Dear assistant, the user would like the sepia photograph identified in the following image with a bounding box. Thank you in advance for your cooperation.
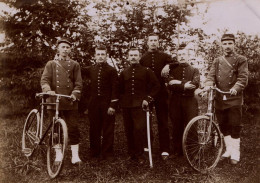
[0,0,259,182]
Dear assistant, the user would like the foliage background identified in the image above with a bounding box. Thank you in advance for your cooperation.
[0,0,259,120]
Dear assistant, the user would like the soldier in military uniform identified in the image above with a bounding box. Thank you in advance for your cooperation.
[205,33,248,164]
[41,38,83,164]
[167,46,200,157]
[84,46,119,160]
[119,48,160,164]
[139,34,173,159]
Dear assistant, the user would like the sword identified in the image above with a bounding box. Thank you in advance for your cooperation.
[146,109,153,168]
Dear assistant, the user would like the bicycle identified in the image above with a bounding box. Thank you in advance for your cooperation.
[22,93,72,178]
[182,87,230,173]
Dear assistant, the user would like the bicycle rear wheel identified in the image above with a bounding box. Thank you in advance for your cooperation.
[22,109,40,157]
[182,115,223,173]
[47,119,68,178]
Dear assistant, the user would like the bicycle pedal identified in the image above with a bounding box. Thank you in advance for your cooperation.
[22,148,32,156]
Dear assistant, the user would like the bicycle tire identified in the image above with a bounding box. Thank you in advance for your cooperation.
[22,109,40,157]
[47,119,68,178]
[182,115,223,173]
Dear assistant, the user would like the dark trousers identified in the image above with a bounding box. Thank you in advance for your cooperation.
[122,107,146,158]
[48,110,80,145]
[169,95,198,155]
[88,100,115,158]
[216,106,242,138]
[154,97,170,153]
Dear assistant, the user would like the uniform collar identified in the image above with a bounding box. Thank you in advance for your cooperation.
[224,51,236,57]
[130,63,141,68]
[179,62,189,67]
[96,62,107,67]
[148,49,159,54]
[54,54,70,61]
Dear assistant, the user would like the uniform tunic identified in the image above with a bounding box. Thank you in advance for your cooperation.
[205,53,248,138]
[140,50,173,153]
[168,63,200,155]
[205,53,248,110]
[41,55,83,145]
[41,56,82,110]
[84,62,119,158]
[119,64,160,158]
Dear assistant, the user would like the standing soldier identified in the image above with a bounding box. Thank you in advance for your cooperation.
[84,46,119,161]
[167,46,200,157]
[205,33,248,164]
[140,34,173,159]
[119,48,160,164]
[41,37,82,165]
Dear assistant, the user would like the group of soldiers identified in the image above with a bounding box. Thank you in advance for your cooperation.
[41,33,248,166]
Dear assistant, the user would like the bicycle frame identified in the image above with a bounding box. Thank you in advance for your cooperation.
[203,88,215,142]
[203,87,230,143]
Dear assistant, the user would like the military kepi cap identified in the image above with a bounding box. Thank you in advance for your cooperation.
[221,34,235,42]
[57,37,72,46]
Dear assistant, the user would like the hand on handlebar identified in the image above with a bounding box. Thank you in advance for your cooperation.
[47,91,56,95]
[70,94,77,101]
[229,88,237,96]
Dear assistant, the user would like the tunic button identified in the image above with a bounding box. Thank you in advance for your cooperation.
[67,70,69,72]
[57,81,59,83]
[68,65,70,66]
[229,76,232,77]
[57,86,60,88]
[56,70,58,72]
[218,76,221,77]
[67,85,69,88]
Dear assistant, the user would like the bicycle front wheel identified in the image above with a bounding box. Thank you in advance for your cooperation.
[47,119,68,178]
[182,115,223,173]
[22,109,40,157]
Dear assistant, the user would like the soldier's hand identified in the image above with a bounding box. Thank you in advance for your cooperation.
[184,81,196,90]
[161,64,170,77]
[107,107,115,115]
[142,100,149,110]
[47,90,56,95]
[70,94,77,101]
[230,88,237,95]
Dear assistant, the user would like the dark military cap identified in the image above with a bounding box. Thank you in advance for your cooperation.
[177,43,187,50]
[221,34,235,42]
[57,37,73,46]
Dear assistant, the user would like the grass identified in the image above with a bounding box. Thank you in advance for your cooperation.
[0,105,259,183]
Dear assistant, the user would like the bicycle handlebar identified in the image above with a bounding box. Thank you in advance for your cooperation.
[36,93,72,99]
[213,87,230,94]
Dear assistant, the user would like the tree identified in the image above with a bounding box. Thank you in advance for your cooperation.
[0,0,94,115]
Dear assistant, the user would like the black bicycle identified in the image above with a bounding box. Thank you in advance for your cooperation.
[22,93,72,178]
[182,87,230,173]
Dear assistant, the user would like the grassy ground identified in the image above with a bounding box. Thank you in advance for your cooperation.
[0,109,259,183]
